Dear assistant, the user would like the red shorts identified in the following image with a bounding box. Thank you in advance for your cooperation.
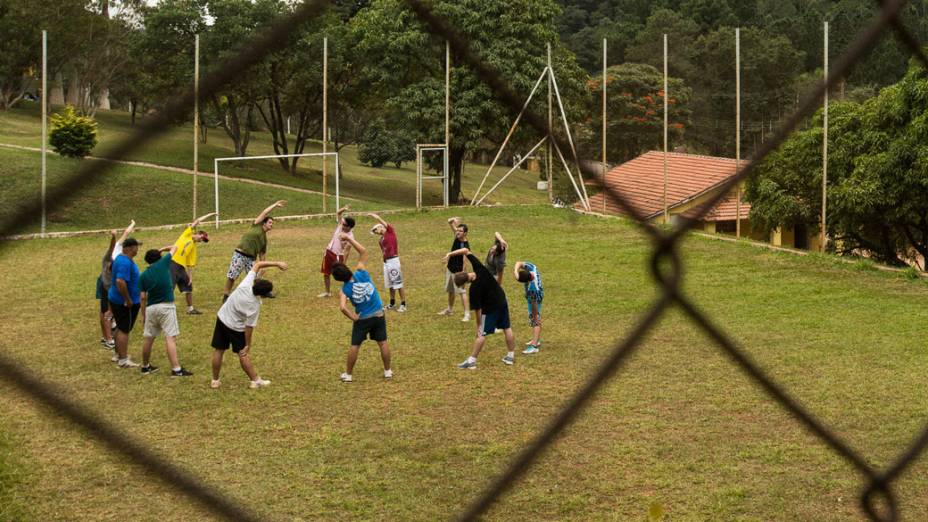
[320,249,345,275]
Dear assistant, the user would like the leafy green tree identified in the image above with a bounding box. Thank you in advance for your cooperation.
[0,0,39,110]
[358,120,393,168]
[49,105,98,158]
[352,0,587,203]
[587,63,691,163]
[625,9,700,80]
[747,62,928,267]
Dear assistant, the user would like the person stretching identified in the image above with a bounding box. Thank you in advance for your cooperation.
[319,205,355,298]
[108,237,143,368]
[223,200,285,301]
[139,246,193,376]
[514,261,543,354]
[369,213,406,312]
[169,212,214,315]
[453,250,517,369]
[437,217,470,321]
[332,234,393,383]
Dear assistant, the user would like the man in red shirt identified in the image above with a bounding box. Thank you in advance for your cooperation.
[369,213,406,312]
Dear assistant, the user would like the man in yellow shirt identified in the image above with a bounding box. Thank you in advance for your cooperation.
[170,212,215,315]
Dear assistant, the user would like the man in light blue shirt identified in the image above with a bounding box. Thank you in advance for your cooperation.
[332,233,393,383]
[515,261,543,354]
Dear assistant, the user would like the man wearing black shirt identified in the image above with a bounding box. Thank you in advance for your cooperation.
[437,217,471,322]
[452,251,516,369]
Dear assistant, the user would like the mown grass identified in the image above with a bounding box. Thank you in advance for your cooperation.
[0,431,27,522]
[2,206,928,520]
[0,103,549,212]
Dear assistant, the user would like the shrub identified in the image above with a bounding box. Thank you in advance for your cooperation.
[49,106,98,158]
[358,121,393,168]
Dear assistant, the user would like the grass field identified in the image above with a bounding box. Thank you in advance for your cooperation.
[0,103,549,221]
[3,206,928,520]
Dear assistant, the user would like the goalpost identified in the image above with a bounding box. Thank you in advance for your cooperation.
[416,144,449,209]
[212,152,340,228]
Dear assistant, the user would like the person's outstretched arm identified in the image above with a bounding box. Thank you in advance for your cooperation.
[443,247,470,263]
[494,231,508,250]
[336,204,350,223]
[117,220,135,244]
[512,261,524,280]
[254,200,286,225]
[369,213,389,228]
[447,216,460,232]
[104,230,117,259]
[341,234,367,270]
[190,212,216,228]
[251,260,289,273]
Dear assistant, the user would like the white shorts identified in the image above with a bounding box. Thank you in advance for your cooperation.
[143,303,180,338]
[445,269,465,294]
[383,257,404,289]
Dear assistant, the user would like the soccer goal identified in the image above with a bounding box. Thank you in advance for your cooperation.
[416,144,449,208]
[212,152,340,228]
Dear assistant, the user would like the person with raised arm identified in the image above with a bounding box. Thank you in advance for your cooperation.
[108,234,143,368]
[95,220,133,350]
[453,249,517,369]
[222,200,285,302]
[437,216,470,321]
[331,234,393,383]
[485,231,509,285]
[168,212,214,315]
[139,244,193,377]
[318,205,355,298]
[210,260,288,389]
[369,213,406,312]
[513,261,543,354]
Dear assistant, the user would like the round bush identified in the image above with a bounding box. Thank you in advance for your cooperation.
[49,106,98,158]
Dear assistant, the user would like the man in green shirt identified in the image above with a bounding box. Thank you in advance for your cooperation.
[139,246,192,377]
[223,200,286,301]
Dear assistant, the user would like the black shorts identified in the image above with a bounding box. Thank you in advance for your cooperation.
[111,303,140,333]
[99,294,110,314]
[351,315,388,346]
[170,261,193,293]
[211,318,247,353]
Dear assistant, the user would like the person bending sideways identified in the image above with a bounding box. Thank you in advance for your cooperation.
[168,212,215,315]
[485,232,509,285]
[108,237,143,368]
[319,205,355,298]
[211,260,288,389]
[437,216,470,321]
[369,213,406,312]
[514,261,543,354]
[332,234,393,383]
[96,220,135,350]
[454,251,517,369]
[223,200,285,302]
[139,246,193,377]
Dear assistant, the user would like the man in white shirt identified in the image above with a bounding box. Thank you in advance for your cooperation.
[210,260,288,389]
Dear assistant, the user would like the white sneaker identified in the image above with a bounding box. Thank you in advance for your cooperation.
[110,353,119,362]
[249,378,271,389]
[210,379,221,389]
[118,358,140,368]
[384,304,395,311]
[384,369,393,379]
[437,308,452,316]
[397,305,407,313]
[340,373,353,383]
[103,339,116,350]
[462,314,471,322]
[317,291,331,298]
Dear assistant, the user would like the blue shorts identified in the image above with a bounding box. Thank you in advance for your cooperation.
[526,298,542,327]
[478,304,511,337]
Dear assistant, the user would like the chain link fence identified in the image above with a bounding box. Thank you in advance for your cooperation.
[1,0,927,520]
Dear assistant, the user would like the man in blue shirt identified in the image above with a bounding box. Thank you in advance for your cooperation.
[331,233,393,383]
[514,261,543,354]
[107,237,142,368]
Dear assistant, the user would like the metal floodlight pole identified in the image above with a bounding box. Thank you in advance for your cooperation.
[736,28,741,239]
[822,21,829,253]
[41,30,47,237]
[193,34,200,221]
[322,36,328,213]
[602,37,607,215]
[662,33,669,225]
[547,43,553,203]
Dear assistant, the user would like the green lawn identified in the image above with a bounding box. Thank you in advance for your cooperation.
[2,206,928,520]
[0,103,550,211]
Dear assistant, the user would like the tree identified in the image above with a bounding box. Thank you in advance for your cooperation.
[358,120,393,168]
[352,0,587,203]
[0,0,39,110]
[625,9,700,80]
[586,63,691,163]
[747,62,928,267]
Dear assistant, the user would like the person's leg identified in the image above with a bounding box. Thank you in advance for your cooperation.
[164,336,181,369]
[223,277,235,298]
[115,330,129,359]
[141,336,155,366]
[504,328,516,352]
[238,352,258,381]
[185,292,194,309]
[377,341,391,371]
[389,288,396,305]
[211,350,224,380]
[399,287,406,303]
[345,345,360,375]
[469,334,488,359]
[460,291,470,320]
[100,310,113,342]
[447,291,455,310]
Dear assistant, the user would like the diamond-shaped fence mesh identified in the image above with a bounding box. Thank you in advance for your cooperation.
[1,0,927,520]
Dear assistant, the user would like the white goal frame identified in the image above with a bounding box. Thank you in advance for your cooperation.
[213,152,340,228]
[416,144,449,209]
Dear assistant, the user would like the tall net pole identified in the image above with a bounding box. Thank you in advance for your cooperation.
[547,43,553,203]
[322,36,328,213]
[41,30,47,237]
[445,40,450,207]
[735,28,741,239]
[193,34,199,220]
[821,21,829,253]
[602,37,607,215]
[662,34,669,225]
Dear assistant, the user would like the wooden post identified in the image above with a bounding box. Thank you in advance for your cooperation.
[193,34,199,220]
[445,40,450,207]
[41,30,47,236]
[547,43,553,203]
[322,36,328,213]
[662,34,669,225]
[821,21,829,252]
[602,37,607,215]
[735,28,741,239]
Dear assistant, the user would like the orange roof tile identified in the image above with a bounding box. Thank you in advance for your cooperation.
[585,151,748,221]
